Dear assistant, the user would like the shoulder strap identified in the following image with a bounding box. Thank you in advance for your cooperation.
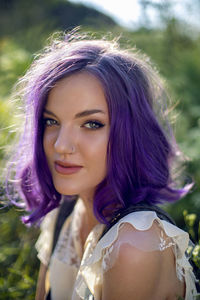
[45,198,77,300]
[51,197,77,254]
[101,202,176,239]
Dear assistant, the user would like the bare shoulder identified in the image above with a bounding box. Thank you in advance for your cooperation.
[101,222,185,300]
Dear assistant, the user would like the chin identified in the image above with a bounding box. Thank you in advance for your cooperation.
[51,176,78,195]
[54,186,79,196]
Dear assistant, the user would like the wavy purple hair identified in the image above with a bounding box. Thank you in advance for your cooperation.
[8,33,189,225]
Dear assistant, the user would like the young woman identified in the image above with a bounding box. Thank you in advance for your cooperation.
[8,32,198,299]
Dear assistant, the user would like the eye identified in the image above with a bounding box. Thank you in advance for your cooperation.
[43,118,58,127]
[82,120,105,130]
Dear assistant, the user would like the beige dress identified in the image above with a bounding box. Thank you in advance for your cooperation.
[36,199,198,300]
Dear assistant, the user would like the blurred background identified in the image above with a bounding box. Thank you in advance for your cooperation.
[0,0,199,298]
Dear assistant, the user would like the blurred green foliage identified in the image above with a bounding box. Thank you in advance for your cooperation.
[184,210,200,276]
[0,207,39,299]
[0,0,199,298]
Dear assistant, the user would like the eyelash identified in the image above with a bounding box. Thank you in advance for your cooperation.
[43,118,105,130]
[43,118,58,127]
[82,120,105,130]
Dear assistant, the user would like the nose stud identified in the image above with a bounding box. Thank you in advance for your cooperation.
[54,132,76,154]
[59,145,75,160]
[69,145,75,154]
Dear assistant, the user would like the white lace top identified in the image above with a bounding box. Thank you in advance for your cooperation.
[36,199,198,300]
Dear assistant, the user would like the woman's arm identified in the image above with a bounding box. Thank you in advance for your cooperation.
[101,224,185,300]
[35,263,48,300]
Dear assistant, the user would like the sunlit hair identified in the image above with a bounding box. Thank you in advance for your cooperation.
[7,31,190,224]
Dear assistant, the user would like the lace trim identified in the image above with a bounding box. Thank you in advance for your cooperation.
[75,211,198,300]
[53,219,81,268]
[86,211,189,266]
[159,229,175,251]
[73,223,104,300]
[101,222,177,273]
[37,207,198,300]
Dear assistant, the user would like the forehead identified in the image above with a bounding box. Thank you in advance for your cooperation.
[46,72,108,113]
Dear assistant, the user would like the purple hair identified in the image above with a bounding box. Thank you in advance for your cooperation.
[8,33,190,225]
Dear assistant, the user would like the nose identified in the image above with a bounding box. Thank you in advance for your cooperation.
[54,126,76,155]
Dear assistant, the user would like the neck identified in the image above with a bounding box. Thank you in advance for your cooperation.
[79,191,99,233]
[77,195,100,253]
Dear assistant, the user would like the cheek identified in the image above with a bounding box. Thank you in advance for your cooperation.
[43,131,55,159]
[82,132,108,169]
[43,133,49,158]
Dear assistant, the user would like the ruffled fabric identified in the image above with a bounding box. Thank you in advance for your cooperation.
[36,203,199,300]
[75,211,198,300]
[73,223,105,300]
[35,207,59,266]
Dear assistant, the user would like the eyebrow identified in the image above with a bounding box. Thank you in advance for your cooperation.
[43,108,105,119]
[75,109,105,118]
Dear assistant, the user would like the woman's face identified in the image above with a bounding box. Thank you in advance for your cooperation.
[43,72,110,200]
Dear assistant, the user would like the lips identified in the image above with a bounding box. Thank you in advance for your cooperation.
[54,160,83,175]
